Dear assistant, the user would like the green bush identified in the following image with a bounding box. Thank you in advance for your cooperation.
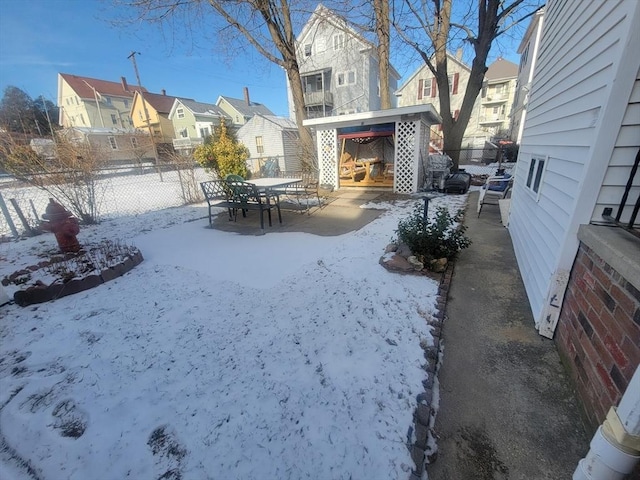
[396,203,471,263]
[194,119,249,179]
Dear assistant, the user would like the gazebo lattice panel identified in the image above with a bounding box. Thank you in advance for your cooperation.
[318,129,337,187]
[418,121,430,190]
[395,121,417,193]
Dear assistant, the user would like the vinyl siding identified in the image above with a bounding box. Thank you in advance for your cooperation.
[509,0,640,326]
[237,116,300,171]
[593,73,640,224]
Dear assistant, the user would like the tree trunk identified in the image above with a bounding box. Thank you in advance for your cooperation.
[286,66,315,171]
[373,0,391,109]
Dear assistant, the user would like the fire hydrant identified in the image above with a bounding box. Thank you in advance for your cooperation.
[40,199,81,253]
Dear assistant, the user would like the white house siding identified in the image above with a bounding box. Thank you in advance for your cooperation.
[509,0,640,331]
[237,115,300,172]
[594,72,640,225]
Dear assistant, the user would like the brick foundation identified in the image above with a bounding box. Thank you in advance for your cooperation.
[556,240,640,430]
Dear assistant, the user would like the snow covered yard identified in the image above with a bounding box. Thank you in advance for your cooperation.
[0,193,467,480]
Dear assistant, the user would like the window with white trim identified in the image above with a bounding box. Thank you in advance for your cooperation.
[108,136,118,150]
[111,114,118,125]
[131,137,138,148]
[256,136,264,154]
[337,70,356,87]
[333,33,345,50]
[177,108,185,119]
[526,155,547,195]
[104,97,112,106]
[180,128,188,138]
[304,44,312,57]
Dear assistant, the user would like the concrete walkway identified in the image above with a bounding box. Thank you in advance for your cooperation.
[427,192,589,480]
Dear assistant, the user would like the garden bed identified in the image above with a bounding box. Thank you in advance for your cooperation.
[2,241,143,307]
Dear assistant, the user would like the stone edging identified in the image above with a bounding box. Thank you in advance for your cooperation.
[12,250,144,307]
[408,257,454,479]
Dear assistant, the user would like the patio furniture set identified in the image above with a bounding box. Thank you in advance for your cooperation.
[200,172,320,231]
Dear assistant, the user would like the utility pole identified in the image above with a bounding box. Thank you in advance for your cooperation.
[128,51,161,180]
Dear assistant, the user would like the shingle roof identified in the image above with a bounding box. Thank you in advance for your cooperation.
[140,92,194,114]
[180,99,228,118]
[260,115,297,129]
[59,73,146,99]
[485,58,519,81]
[219,96,274,118]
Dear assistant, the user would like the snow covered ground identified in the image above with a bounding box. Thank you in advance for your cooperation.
[0,192,467,480]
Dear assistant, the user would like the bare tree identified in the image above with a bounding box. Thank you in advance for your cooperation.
[1,131,108,223]
[115,0,316,170]
[394,0,542,169]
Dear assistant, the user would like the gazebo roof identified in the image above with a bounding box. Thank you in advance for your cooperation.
[302,104,441,130]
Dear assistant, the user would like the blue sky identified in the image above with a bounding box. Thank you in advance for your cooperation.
[0,0,523,119]
[0,0,291,115]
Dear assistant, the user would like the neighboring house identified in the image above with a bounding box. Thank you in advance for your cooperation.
[168,99,230,152]
[509,7,545,144]
[236,114,301,173]
[131,90,194,144]
[63,127,153,164]
[57,73,145,130]
[216,89,274,127]
[509,0,639,429]
[396,56,518,148]
[288,4,400,121]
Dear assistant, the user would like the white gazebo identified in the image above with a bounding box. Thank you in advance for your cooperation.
[303,105,441,193]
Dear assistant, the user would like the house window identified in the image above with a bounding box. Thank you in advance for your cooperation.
[337,71,356,87]
[131,137,138,148]
[177,108,185,119]
[526,155,547,195]
[333,33,345,50]
[316,74,323,90]
[139,111,144,121]
[111,114,118,125]
[495,84,504,94]
[108,136,118,150]
[422,79,431,97]
[304,44,312,57]
[123,99,129,108]
[180,128,188,138]
[104,97,112,106]
[256,136,264,154]
[200,127,210,138]
[79,114,85,125]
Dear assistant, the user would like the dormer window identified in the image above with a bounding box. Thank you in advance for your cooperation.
[177,108,185,119]
[333,33,345,50]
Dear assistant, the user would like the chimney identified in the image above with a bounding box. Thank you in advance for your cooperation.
[161,89,166,96]
[243,86,250,106]
[121,77,129,92]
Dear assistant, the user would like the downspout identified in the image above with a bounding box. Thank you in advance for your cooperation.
[574,365,640,479]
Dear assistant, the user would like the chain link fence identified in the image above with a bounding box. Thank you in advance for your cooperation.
[0,163,213,239]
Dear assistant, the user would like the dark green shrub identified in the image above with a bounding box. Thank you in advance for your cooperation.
[396,204,471,262]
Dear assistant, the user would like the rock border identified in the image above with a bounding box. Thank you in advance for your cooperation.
[407,257,454,479]
[12,250,144,307]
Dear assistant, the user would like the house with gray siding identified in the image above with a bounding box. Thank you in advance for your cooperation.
[508,0,639,431]
[288,4,400,121]
[237,114,300,174]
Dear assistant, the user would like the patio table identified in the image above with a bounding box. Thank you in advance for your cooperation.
[248,177,302,191]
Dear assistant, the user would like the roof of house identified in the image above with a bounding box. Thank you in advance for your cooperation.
[176,99,229,118]
[135,91,194,114]
[59,73,146,99]
[218,96,274,118]
[485,58,519,81]
[261,115,298,130]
